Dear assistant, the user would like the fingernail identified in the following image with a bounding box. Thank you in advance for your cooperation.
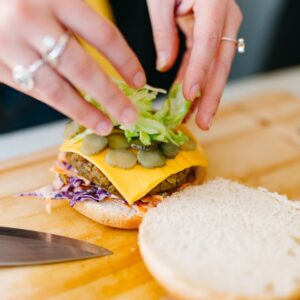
[156,51,169,71]
[96,121,112,136]
[189,84,200,101]
[120,108,137,125]
[176,2,189,15]
[206,116,213,129]
[133,71,146,88]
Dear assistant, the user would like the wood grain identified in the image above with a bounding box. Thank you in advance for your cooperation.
[1,91,300,299]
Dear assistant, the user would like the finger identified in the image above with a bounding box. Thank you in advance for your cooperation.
[183,97,199,123]
[177,15,195,50]
[0,61,17,87]
[183,0,229,101]
[58,38,138,126]
[26,19,138,126]
[195,1,243,130]
[0,42,113,135]
[176,15,195,83]
[176,0,194,16]
[176,50,199,124]
[53,0,146,88]
[146,0,179,71]
[175,50,195,123]
[175,50,191,83]
[0,60,42,100]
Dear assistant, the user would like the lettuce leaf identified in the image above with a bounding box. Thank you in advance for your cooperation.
[154,83,191,127]
[72,81,191,146]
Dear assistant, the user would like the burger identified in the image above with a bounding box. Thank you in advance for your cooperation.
[22,82,207,229]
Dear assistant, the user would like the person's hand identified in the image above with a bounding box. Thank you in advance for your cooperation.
[146,0,243,129]
[0,0,146,135]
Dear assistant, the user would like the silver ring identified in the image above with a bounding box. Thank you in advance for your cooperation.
[12,59,45,90]
[221,37,245,53]
[42,32,70,67]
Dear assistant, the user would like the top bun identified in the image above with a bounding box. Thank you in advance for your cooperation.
[139,178,300,300]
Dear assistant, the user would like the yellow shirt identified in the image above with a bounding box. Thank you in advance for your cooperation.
[80,0,121,79]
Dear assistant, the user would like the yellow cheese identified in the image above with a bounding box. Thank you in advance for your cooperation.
[60,128,207,204]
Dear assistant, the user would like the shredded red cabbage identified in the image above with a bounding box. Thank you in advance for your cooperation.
[58,176,110,206]
[19,159,115,206]
[60,161,73,171]
[19,176,111,206]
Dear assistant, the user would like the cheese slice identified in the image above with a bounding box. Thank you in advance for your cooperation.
[60,128,207,204]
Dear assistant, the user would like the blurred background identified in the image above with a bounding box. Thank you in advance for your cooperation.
[0,0,299,134]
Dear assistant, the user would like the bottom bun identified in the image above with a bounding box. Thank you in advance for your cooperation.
[73,198,144,229]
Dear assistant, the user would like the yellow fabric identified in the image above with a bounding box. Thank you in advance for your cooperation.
[86,0,113,22]
[79,0,121,79]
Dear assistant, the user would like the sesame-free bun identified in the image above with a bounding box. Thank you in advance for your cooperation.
[139,179,300,299]
[73,198,144,229]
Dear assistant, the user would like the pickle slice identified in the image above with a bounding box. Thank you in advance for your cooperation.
[105,149,137,169]
[81,134,108,155]
[180,137,196,151]
[111,127,124,135]
[160,143,179,158]
[63,120,84,140]
[137,150,166,168]
[130,138,157,151]
[108,134,130,149]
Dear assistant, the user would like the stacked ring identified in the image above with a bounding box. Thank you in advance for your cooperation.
[42,32,70,66]
[12,32,70,91]
[12,59,45,91]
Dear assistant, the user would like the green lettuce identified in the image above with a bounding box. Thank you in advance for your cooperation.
[71,81,191,146]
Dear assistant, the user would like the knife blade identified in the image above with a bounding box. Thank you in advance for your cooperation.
[0,226,112,266]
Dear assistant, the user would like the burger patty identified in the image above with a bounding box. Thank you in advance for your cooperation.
[66,152,196,197]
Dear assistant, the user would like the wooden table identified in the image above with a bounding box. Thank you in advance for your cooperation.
[1,91,300,299]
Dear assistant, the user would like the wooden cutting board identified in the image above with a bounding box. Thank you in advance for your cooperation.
[1,91,300,300]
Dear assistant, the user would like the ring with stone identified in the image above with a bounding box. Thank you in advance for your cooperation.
[221,37,245,53]
[12,59,45,91]
[42,32,70,67]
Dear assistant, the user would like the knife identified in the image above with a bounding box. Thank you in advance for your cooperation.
[0,226,112,266]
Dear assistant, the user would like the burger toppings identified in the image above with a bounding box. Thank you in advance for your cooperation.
[65,153,121,196]
[63,82,196,169]
[63,120,84,140]
[159,143,179,158]
[19,158,196,212]
[137,150,166,168]
[56,176,110,207]
[107,134,130,149]
[105,149,137,169]
[64,123,197,169]
[18,161,110,205]
[130,138,157,151]
[66,152,197,197]
[81,134,108,155]
[180,137,197,151]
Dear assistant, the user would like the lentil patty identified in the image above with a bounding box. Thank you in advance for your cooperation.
[66,152,196,197]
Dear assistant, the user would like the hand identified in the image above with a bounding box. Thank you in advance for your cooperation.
[0,0,146,135]
[146,0,243,129]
